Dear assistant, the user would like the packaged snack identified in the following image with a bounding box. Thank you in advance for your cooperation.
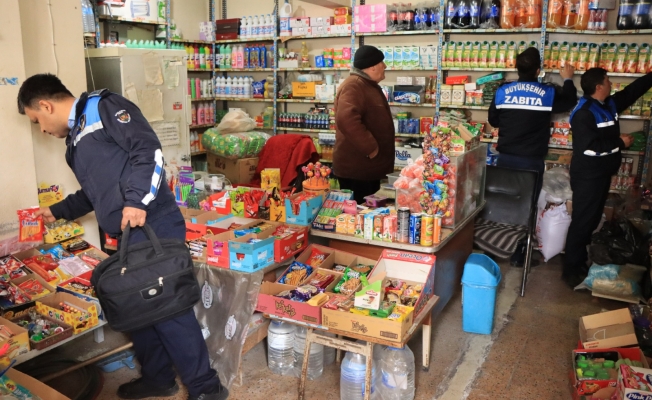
[306,272,335,291]
[60,280,94,296]
[323,294,351,310]
[306,292,329,306]
[333,264,348,273]
[43,219,85,243]
[80,253,103,268]
[40,244,73,261]
[305,248,328,267]
[17,208,44,242]
[61,238,90,253]
[57,257,93,277]
[334,267,364,296]
[386,279,406,296]
[369,301,395,318]
[278,261,313,285]
[387,305,414,322]
[350,264,372,276]
[17,278,50,300]
[292,285,319,302]
[350,307,370,316]
[0,257,25,275]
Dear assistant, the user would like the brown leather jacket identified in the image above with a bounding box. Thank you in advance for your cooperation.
[333,69,395,181]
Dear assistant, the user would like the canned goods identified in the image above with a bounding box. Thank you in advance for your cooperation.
[397,207,410,243]
[420,214,434,246]
[433,215,442,244]
[409,213,422,244]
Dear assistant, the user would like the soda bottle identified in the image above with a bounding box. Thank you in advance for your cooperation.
[548,0,563,27]
[446,0,459,28]
[514,0,527,26]
[575,0,590,29]
[404,3,416,30]
[599,8,608,29]
[389,3,399,30]
[617,0,635,29]
[526,0,541,27]
[457,0,471,27]
[469,0,481,27]
[561,0,577,27]
[633,0,651,29]
[501,0,516,27]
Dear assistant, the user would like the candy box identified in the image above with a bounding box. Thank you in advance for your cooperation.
[0,317,29,358]
[3,368,69,399]
[615,364,652,400]
[43,220,84,244]
[285,194,323,226]
[228,232,275,273]
[205,231,236,269]
[268,222,309,263]
[11,313,73,351]
[36,292,99,334]
[184,211,231,240]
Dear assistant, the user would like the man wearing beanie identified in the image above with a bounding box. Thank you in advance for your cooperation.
[334,45,395,204]
[488,47,577,266]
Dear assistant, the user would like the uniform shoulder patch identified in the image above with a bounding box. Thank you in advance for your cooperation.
[115,110,131,123]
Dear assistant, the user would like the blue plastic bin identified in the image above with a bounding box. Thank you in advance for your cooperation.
[461,254,502,335]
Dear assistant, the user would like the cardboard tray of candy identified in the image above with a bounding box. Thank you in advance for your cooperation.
[12,313,73,350]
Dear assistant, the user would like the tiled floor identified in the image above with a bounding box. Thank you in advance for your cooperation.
[30,251,623,399]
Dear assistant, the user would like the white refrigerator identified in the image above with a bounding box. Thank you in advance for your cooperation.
[85,47,191,167]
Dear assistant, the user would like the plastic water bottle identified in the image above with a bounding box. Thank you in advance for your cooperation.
[377,346,416,400]
[267,321,296,376]
[81,0,95,33]
[341,350,379,400]
[293,327,324,380]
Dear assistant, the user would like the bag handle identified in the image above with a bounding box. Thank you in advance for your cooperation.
[119,223,166,268]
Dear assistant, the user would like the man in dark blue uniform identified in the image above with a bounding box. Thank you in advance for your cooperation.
[563,68,652,288]
[489,47,577,266]
[17,74,228,400]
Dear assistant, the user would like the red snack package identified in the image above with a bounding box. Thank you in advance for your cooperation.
[17,207,44,242]
[80,253,102,268]
[306,248,328,267]
[23,254,59,271]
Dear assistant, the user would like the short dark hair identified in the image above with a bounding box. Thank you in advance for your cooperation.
[581,68,608,96]
[17,73,73,115]
[516,47,541,80]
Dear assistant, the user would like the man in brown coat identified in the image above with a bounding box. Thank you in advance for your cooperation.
[334,45,395,204]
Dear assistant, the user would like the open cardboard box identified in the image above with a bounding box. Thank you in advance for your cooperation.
[184,211,231,240]
[322,249,436,342]
[0,316,29,359]
[36,292,100,334]
[13,274,57,302]
[264,221,309,263]
[206,231,236,269]
[56,272,103,320]
[569,346,649,400]
[257,269,343,325]
[179,206,206,222]
[579,308,637,349]
[229,232,276,273]
[4,368,70,399]
[285,194,323,226]
[207,192,232,215]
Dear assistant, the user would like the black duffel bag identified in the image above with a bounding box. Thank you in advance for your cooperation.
[91,224,200,332]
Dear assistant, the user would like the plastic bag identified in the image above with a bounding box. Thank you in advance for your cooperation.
[542,167,573,202]
[216,110,256,134]
[396,187,424,213]
[202,130,270,159]
[576,263,645,299]
[589,218,650,266]
[536,203,572,261]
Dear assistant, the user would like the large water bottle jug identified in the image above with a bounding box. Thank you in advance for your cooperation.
[293,327,324,380]
[377,345,416,400]
[81,0,95,33]
[267,321,295,376]
[340,350,379,400]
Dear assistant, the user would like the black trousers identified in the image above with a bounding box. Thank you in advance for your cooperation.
[338,178,381,204]
[563,174,611,277]
[126,211,221,397]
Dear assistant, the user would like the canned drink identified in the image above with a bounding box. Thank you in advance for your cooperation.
[409,213,422,244]
[433,215,442,244]
[397,207,410,243]
[420,214,434,246]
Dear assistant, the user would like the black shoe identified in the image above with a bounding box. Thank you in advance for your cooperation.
[188,386,230,400]
[562,273,585,289]
[117,378,179,399]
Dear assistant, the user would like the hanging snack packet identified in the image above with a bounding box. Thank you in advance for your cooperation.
[305,248,328,267]
[17,208,44,243]
[278,261,313,285]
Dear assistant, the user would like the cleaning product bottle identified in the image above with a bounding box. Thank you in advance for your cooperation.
[191,103,197,125]
[264,14,272,37]
[224,44,231,68]
[245,46,251,68]
[225,77,233,97]
[205,45,212,70]
[240,16,248,38]
[231,45,238,68]
[199,46,206,70]
[280,0,292,36]
[261,45,268,68]
[252,15,259,37]
[197,103,205,125]
[246,15,253,37]
[236,45,244,68]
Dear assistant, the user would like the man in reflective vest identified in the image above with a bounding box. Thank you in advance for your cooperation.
[489,47,577,266]
[563,68,652,288]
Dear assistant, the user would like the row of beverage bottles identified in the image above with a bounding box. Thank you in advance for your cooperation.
[184,44,272,70]
[391,0,652,31]
[188,77,262,99]
[239,14,276,39]
[277,113,334,130]
[190,102,216,126]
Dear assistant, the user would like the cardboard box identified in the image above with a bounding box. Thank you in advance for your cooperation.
[270,202,286,222]
[207,153,259,185]
[12,313,73,350]
[310,16,334,26]
[292,82,321,98]
[567,200,614,221]
[289,17,311,28]
[285,194,324,226]
[315,84,335,101]
[615,364,652,400]
[322,249,436,342]
[257,282,325,324]
[199,21,215,41]
[569,346,649,400]
[445,75,470,85]
[0,316,29,358]
[4,368,70,400]
[207,192,232,215]
[272,224,309,263]
[579,308,637,349]
[205,231,235,269]
[328,24,352,35]
[229,233,275,273]
[56,271,104,320]
[36,292,100,334]
[184,211,231,240]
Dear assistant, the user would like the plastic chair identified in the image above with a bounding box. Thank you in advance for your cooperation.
[474,166,539,296]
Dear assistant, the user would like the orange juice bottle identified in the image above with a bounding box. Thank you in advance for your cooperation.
[501,0,516,28]
[561,0,577,27]
[526,0,542,27]
[547,0,563,27]
[514,0,528,26]
[574,0,590,30]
